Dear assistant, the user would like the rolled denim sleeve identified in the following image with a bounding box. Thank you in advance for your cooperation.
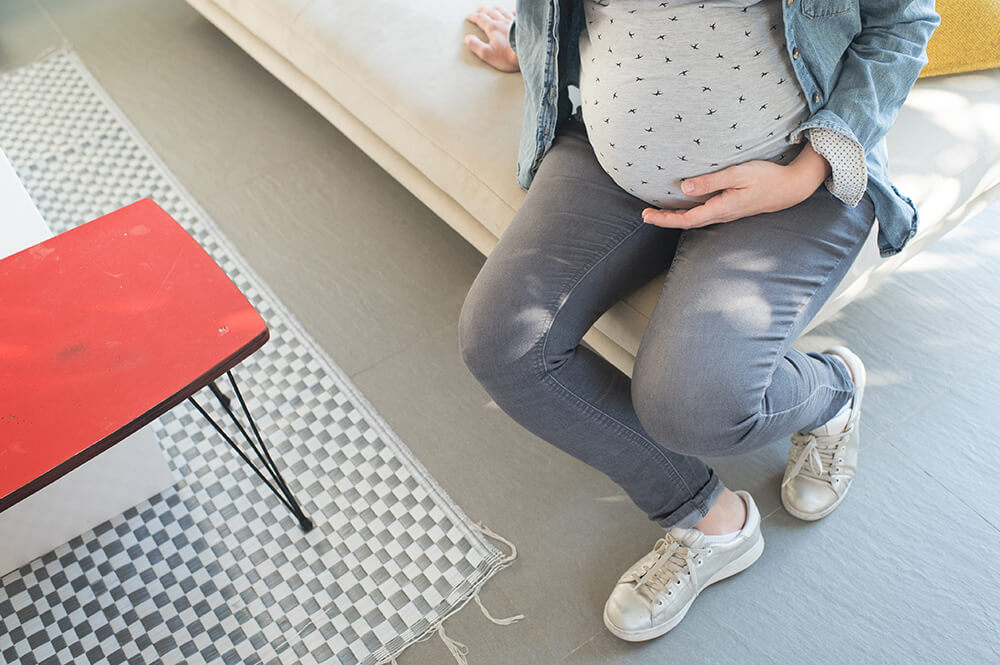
[808,127,867,207]
[790,1,941,155]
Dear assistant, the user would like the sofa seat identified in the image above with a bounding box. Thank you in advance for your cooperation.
[186,0,1000,375]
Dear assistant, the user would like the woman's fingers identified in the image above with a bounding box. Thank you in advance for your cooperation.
[464,10,496,51]
[468,6,506,23]
[465,9,503,35]
[471,6,515,24]
[481,6,507,20]
[643,190,743,228]
[464,33,489,58]
[465,11,488,29]
[465,5,519,72]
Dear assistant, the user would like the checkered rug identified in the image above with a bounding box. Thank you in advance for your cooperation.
[0,50,519,665]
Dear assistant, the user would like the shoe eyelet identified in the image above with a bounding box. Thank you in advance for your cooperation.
[697,560,703,565]
[834,479,840,483]
[838,458,843,463]
[675,580,682,585]
[656,599,664,606]
[667,591,673,597]
[708,548,713,554]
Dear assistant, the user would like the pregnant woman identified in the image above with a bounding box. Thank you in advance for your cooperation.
[461,0,938,642]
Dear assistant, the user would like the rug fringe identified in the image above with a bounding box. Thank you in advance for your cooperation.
[473,593,525,626]
[377,522,524,664]
[438,623,470,665]
[469,520,519,567]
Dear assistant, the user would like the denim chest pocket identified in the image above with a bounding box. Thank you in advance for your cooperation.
[800,0,853,18]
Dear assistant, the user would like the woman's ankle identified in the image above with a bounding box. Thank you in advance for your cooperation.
[693,487,747,535]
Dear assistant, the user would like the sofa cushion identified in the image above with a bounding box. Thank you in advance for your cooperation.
[206,0,527,241]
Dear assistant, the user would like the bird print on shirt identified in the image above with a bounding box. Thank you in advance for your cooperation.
[577,0,861,207]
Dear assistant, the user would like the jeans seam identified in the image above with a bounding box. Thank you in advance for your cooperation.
[755,213,868,426]
[536,221,696,499]
[539,368,696,501]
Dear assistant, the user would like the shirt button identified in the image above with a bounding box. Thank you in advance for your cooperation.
[792,47,800,59]
[812,91,821,103]
[786,0,793,5]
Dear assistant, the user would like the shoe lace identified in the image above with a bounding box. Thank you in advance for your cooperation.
[623,533,707,597]
[781,425,853,488]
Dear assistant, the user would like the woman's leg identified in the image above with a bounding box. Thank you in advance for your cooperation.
[458,115,725,530]
[630,182,877,459]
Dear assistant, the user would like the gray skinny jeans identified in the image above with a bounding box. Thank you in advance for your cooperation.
[458,114,876,530]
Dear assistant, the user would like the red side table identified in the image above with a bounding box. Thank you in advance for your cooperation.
[0,198,313,531]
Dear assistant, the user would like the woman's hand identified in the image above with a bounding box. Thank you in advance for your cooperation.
[641,141,833,229]
[465,5,520,73]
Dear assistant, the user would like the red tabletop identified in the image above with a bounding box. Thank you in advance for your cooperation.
[0,198,268,511]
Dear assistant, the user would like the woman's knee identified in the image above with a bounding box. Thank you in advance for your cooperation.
[631,355,760,457]
[458,286,502,380]
[458,272,546,389]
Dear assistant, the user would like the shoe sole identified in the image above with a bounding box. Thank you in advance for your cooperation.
[781,345,865,522]
[602,534,765,642]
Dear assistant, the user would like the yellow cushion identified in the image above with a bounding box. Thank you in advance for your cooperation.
[918,0,1000,78]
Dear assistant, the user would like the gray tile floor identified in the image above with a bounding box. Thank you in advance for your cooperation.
[4,1,999,663]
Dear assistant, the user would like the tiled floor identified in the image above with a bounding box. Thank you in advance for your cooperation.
[3,1,999,663]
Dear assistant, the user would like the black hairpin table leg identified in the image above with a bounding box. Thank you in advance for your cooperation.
[188,370,314,532]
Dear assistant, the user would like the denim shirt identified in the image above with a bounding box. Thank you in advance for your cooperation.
[508,0,941,258]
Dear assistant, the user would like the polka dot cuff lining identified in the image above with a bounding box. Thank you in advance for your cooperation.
[808,126,868,207]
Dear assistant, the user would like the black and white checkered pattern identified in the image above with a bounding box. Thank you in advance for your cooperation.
[0,50,512,665]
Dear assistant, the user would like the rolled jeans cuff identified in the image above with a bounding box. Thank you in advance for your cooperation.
[655,468,727,530]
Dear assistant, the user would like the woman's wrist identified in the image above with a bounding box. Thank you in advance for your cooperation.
[786,139,832,191]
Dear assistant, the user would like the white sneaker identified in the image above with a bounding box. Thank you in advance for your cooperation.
[602,490,764,641]
[781,345,866,521]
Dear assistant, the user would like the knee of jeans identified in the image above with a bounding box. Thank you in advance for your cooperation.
[458,287,545,389]
[631,363,757,457]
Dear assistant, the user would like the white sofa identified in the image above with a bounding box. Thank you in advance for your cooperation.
[185,0,1000,376]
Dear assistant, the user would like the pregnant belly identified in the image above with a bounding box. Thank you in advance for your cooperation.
[579,92,810,210]
[576,1,812,209]
[579,2,809,208]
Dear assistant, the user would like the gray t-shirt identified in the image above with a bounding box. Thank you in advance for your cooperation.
[578,0,811,209]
